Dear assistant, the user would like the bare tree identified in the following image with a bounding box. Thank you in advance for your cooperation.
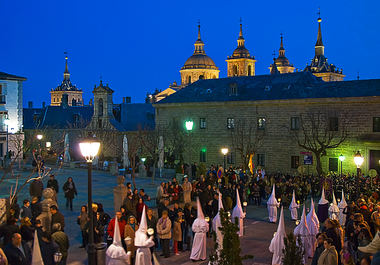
[290,111,348,176]
[230,119,264,170]
[138,126,161,183]
[164,118,186,166]
[127,133,142,188]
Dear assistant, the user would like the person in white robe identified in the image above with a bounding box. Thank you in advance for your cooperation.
[317,187,329,223]
[106,215,131,265]
[190,197,209,261]
[294,205,313,262]
[328,192,340,221]
[289,190,299,221]
[135,206,155,265]
[231,189,245,237]
[212,192,224,251]
[32,230,44,265]
[306,198,319,257]
[269,206,286,265]
[338,190,348,226]
[267,184,280,223]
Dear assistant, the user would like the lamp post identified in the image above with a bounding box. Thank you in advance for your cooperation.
[79,137,100,265]
[354,151,364,199]
[339,154,345,178]
[185,120,193,164]
[221,148,229,173]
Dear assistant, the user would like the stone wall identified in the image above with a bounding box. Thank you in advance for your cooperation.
[155,96,380,175]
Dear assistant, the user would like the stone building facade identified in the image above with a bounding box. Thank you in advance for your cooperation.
[154,72,380,175]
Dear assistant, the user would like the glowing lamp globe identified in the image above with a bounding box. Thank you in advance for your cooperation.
[339,154,345,162]
[147,228,154,236]
[243,202,248,207]
[221,148,229,156]
[205,217,210,222]
[185,120,194,131]
[79,138,100,162]
[354,151,364,168]
[36,134,43,140]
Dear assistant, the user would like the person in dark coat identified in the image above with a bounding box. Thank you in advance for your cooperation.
[0,219,20,246]
[324,219,342,257]
[40,231,59,265]
[50,205,65,231]
[3,233,31,265]
[47,174,59,194]
[29,179,43,200]
[20,200,32,220]
[312,233,327,265]
[51,223,69,265]
[62,177,77,211]
[30,197,42,224]
[19,217,34,245]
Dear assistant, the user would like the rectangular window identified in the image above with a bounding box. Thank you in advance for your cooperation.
[373,117,380,132]
[256,154,265,167]
[329,158,338,172]
[290,117,300,130]
[291,156,300,169]
[227,152,235,164]
[200,118,206,129]
[200,149,207,163]
[328,117,339,131]
[227,118,235,129]
[257,118,266,130]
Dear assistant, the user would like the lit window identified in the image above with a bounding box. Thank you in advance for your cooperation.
[227,118,235,129]
[200,118,206,129]
[373,117,380,132]
[291,156,299,169]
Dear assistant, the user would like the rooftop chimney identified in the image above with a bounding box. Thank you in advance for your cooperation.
[125,97,131,104]
[28,101,33,108]
[42,101,46,108]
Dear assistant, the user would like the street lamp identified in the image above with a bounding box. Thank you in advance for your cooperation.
[141,157,146,163]
[36,134,43,140]
[221,148,229,173]
[354,151,364,199]
[339,154,345,178]
[185,120,193,164]
[79,137,100,265]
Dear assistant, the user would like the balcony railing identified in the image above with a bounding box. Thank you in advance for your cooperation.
[0,95,5,104]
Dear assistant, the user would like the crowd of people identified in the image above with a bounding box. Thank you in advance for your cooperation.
[0,162,378,265]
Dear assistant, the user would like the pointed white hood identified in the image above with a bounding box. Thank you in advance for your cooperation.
[338,190,347,209]
[135,205,149,247]
[294,205,311,237]
[232,189,245,219]
[218,192,224,211]
[269,207,286,263]
[329,192,340,218]
[318,187,329,205]
[267,184,279,207]
[106,216,128,259]
[289,190,299,209]
[332,192,338,206]
[32,230,44,265]
[306,198,320,235]
[196,197,204,220]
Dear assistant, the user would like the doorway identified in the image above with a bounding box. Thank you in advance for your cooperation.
[369,150,380,174]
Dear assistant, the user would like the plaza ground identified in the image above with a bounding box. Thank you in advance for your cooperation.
[1,167,310,265]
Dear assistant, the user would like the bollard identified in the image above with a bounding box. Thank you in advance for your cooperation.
[95,242,107,265]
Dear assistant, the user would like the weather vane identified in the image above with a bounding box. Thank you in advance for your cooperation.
[272,50,276,59]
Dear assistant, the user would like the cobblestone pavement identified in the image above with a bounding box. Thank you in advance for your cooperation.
[1,167,311,265]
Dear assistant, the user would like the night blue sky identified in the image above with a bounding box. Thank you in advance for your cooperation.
[1,0,379,107]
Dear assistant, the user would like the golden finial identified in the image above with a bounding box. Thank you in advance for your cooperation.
[317,7,322,23]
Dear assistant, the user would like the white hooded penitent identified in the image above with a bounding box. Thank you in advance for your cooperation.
[106,215,131,265]
[294,205,313,262]
[212,192,224,251]
[289,190,299,221]
[306,198,319,257]
[32,230,44,265]
[338,190,348,225]
[269,206,286,265]
[267,184,280,223]
[232,189,245,237]
[190,197,209,261]
[328,192,339,220]
[135,206,155,265]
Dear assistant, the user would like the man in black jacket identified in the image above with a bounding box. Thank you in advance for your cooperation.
[47,175,59,194]
[50,205,65,231]
[3,233,31,265]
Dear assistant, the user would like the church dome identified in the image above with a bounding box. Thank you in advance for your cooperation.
[182,54,218,70]
[275,55,290,67]
[232,46,251,58]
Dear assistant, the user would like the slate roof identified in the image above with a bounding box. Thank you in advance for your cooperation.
[119,103,155,131]
[155,72,380,105]
[0,72,27,81]
[23,105,93,129]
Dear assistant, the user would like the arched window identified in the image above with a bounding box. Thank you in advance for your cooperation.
[98,98,103,117]
[188,76,191,84]
[199,75,204,80]
[213,75,216,79]
[233,65,238,76]
[72,98,77,106]
[248,65,252,76]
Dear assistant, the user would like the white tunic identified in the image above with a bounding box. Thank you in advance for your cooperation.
[190,219,209,261]
[268,206,278,223]
[134,233,154,265]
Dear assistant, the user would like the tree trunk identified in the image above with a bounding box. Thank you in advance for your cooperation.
[315,152,323,176]
[152,160,156,184]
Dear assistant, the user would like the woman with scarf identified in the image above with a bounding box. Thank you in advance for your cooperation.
[156,210,172,258]
[124,216,139,260]
[62,177,77,211]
